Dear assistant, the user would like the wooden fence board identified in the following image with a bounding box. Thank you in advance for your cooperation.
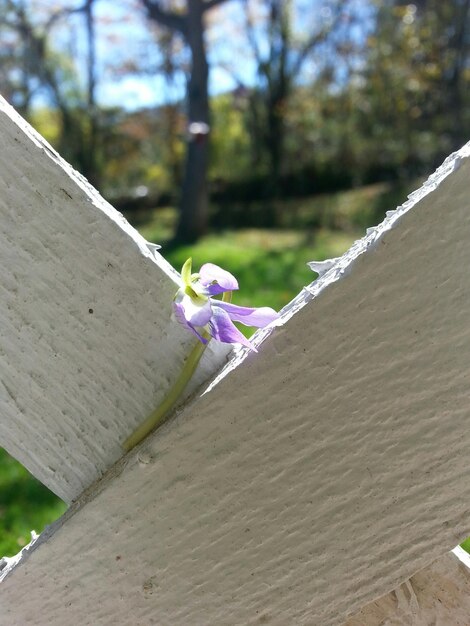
[344,548,470,626]
[1,142,470,624]
[0,97,229,503]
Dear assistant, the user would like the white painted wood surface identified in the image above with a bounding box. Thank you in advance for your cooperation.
[344,548,470,626]
[0,96,230,503]
[1,142,470,625]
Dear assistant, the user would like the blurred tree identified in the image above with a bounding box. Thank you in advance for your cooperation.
[242,0,348,195]
[358,0,470,176]
[83,0,100,186]
[0,4,49,108]
[158,28,186,192]
[0,0,103,187]
[406,0,470,151]
[141,0,236,244]
[0,0,465,219]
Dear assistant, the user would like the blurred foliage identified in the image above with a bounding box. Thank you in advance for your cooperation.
[209,94,252,181]
[164,228,355,312]
[355,0,470,174]
[0,449,67,557]
[1,0,467,212]
[135,178,419,311]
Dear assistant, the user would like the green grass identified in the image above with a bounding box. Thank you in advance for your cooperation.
[460,537,470,553]
[162,228,356,312]
[136,182,410,312]
[0,450,67,557]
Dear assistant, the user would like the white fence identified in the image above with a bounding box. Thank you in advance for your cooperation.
[1,95,470,625]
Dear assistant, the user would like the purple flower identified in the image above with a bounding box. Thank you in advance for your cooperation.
[173,258,278,350]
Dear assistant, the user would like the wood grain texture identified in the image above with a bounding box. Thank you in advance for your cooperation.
[344,548,470,626]
[0,97,230,503]
[2,134,470,624]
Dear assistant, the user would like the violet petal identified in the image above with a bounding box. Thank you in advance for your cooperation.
[173,301,208,344]
[175,291,212,326]
[215,300,279,327]
[199,263,239,295]
[209,305,256,350]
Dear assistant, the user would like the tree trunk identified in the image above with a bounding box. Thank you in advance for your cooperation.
[266,91,285,195]
[174,0,210,244]
[447,0,470,151]
[84,0,100,188]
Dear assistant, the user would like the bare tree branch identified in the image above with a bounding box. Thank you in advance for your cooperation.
[202,0,231,12]
[141,0,188,36]
[215,60,245,89]
[45,2,89,31]
[243,0,262,70]
[291,2,344,77]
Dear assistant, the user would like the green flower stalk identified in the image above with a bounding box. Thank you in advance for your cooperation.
[122,328,211,452]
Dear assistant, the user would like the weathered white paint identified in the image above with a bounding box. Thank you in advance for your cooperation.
[1,142,470,624]
[0,96,230,503]
[344,547,470,626]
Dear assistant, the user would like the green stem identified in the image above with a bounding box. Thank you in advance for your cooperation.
[122,331,210,452]
[122,290,232,452]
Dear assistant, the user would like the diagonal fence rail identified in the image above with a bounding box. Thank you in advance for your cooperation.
[0,96,230,504]
[1,96,470,624]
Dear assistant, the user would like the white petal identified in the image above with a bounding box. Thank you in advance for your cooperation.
[179,293,212,327]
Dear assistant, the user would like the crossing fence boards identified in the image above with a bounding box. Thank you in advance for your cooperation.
[1,95,470,625]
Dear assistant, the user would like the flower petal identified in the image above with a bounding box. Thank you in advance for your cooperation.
[215,301,279,327]
[173,301,208,344]
[209,305,256,350]
[199,263,239,295]
[180,257,193,287]
[175,290,212,327]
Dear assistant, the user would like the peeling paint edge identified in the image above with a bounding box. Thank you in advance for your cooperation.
[205,140,470,392]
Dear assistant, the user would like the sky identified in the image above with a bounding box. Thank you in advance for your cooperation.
[43,0,253,110]
[26,0,372,111]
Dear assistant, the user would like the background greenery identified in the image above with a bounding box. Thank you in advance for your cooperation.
[0,0,469,557]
